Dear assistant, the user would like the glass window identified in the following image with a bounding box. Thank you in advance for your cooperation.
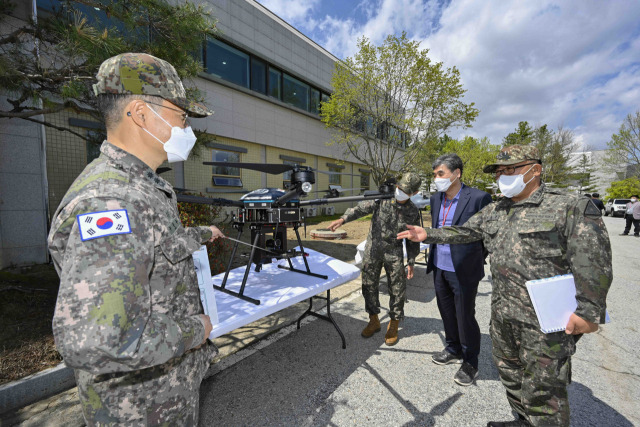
[212,149,242,187]
[251,58,266,94]
[360,172,370,191]
[328,166,342,186]
[283,73,309,111]
[310,88,320,114]
[268,67,281,99]
[205,38,249,88]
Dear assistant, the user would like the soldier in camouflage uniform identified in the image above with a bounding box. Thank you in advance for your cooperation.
[47,53,222,426]
[328,173,422,346]
[398,145,612,427]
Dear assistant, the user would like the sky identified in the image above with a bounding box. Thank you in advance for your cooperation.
[256,0,640,151]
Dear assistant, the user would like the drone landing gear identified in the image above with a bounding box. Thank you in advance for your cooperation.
[214,227,262,305]
[214,223,328,305]
[278,225,328,281]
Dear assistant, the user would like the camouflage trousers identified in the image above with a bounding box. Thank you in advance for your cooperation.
[361,252,407,320]
[490,316,578,426]
[75,343,215,426]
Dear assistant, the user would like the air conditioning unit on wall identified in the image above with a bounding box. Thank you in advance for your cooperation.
[305,207,317,217]
[321,206,335,215]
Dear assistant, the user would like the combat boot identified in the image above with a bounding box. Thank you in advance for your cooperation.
[385,319,400,346]
[361,314,381,338]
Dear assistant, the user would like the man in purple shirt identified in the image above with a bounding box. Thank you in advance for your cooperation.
[427,154,492,386]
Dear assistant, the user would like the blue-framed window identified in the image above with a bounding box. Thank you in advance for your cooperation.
[205,38,249,88]
[211,149,243,187]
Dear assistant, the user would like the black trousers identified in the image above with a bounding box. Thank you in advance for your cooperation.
[623,215,640,235]
[433,267,481,369]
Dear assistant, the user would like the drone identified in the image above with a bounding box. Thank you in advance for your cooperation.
[175,161,396,305]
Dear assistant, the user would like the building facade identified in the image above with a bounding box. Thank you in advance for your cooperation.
[0,0,391,268]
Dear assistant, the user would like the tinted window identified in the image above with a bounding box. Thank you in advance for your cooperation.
[615,200,631,205]
[310,88,320,114]
[283,74,309,111]
[251,58,266,94]
[268,67,281,99]
[206,38,249,88]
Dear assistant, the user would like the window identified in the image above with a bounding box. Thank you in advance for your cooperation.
[282,160,298,188]
[268,67,281,99]
[205,38,249,88]
[250,57,266,94]
[211,149,242,187]
[360,171,370,191]
[328,166,342,186]
[283,73,309,111]
[310,88,321,114]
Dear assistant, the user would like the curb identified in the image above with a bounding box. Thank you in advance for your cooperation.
[0,363,75,414]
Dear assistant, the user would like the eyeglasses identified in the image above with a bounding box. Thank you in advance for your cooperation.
[494,162,538,178]
[146,101,189,127]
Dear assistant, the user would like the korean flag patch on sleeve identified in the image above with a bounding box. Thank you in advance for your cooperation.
[77,209,132,241]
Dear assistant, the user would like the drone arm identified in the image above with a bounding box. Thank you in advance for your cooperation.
[274,187,303,206]
[176,194,243,208]
[299,192,393,206]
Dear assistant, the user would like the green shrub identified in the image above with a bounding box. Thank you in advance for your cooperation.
[177,195,230,275]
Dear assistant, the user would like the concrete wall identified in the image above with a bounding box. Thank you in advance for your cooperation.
[192,0,346,162]
[0,101,50,268]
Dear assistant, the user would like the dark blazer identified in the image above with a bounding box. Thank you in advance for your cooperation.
[426,184,493,287]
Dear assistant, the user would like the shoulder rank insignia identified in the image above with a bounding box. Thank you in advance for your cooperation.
[77,209,132,241]
[584,200,601,218]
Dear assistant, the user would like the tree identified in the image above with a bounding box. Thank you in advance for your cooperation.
[0,0,217,142]
[570,153,598,195]
[440,136,500,192]
[538,126,577,187]
[502,121,533,146]
[605,111,640,178]
[320,33,479,186]
[502,122,577,186]
[605,177,640,200]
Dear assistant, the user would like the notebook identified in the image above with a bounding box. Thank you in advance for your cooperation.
[192,245,219,332]
[525,274,610,334]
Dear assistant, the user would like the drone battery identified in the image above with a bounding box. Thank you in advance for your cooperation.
[250,225,287,264]
[267,208,301,223]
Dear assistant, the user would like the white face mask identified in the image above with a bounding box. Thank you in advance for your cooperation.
[498,164,535,198]
[143,105,197,163]
[632,198,638,203]
[395,187,410,201]
[434,174,458,192]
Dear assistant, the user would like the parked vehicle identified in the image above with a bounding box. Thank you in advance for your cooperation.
[604,199,631,217]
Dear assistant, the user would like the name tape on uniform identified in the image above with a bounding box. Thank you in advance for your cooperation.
[77,209,132,241]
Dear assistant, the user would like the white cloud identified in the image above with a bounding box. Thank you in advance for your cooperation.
[260,0,640,151]
[258,0,321,28]
[422,0,640,148]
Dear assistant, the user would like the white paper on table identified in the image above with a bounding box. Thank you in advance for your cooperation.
[192,245,219,333]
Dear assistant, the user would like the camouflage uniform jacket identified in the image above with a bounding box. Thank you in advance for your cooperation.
[342,198,421,266]
[422,185,612,325]
[48,141,214,375]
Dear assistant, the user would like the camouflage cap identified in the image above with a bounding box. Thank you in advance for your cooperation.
[92,53,212,118]
[483,144,541,173]
[397,172,422,194]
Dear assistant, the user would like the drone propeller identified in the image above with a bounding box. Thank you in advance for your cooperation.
[203,162,295,175]
[316,169,363,177]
